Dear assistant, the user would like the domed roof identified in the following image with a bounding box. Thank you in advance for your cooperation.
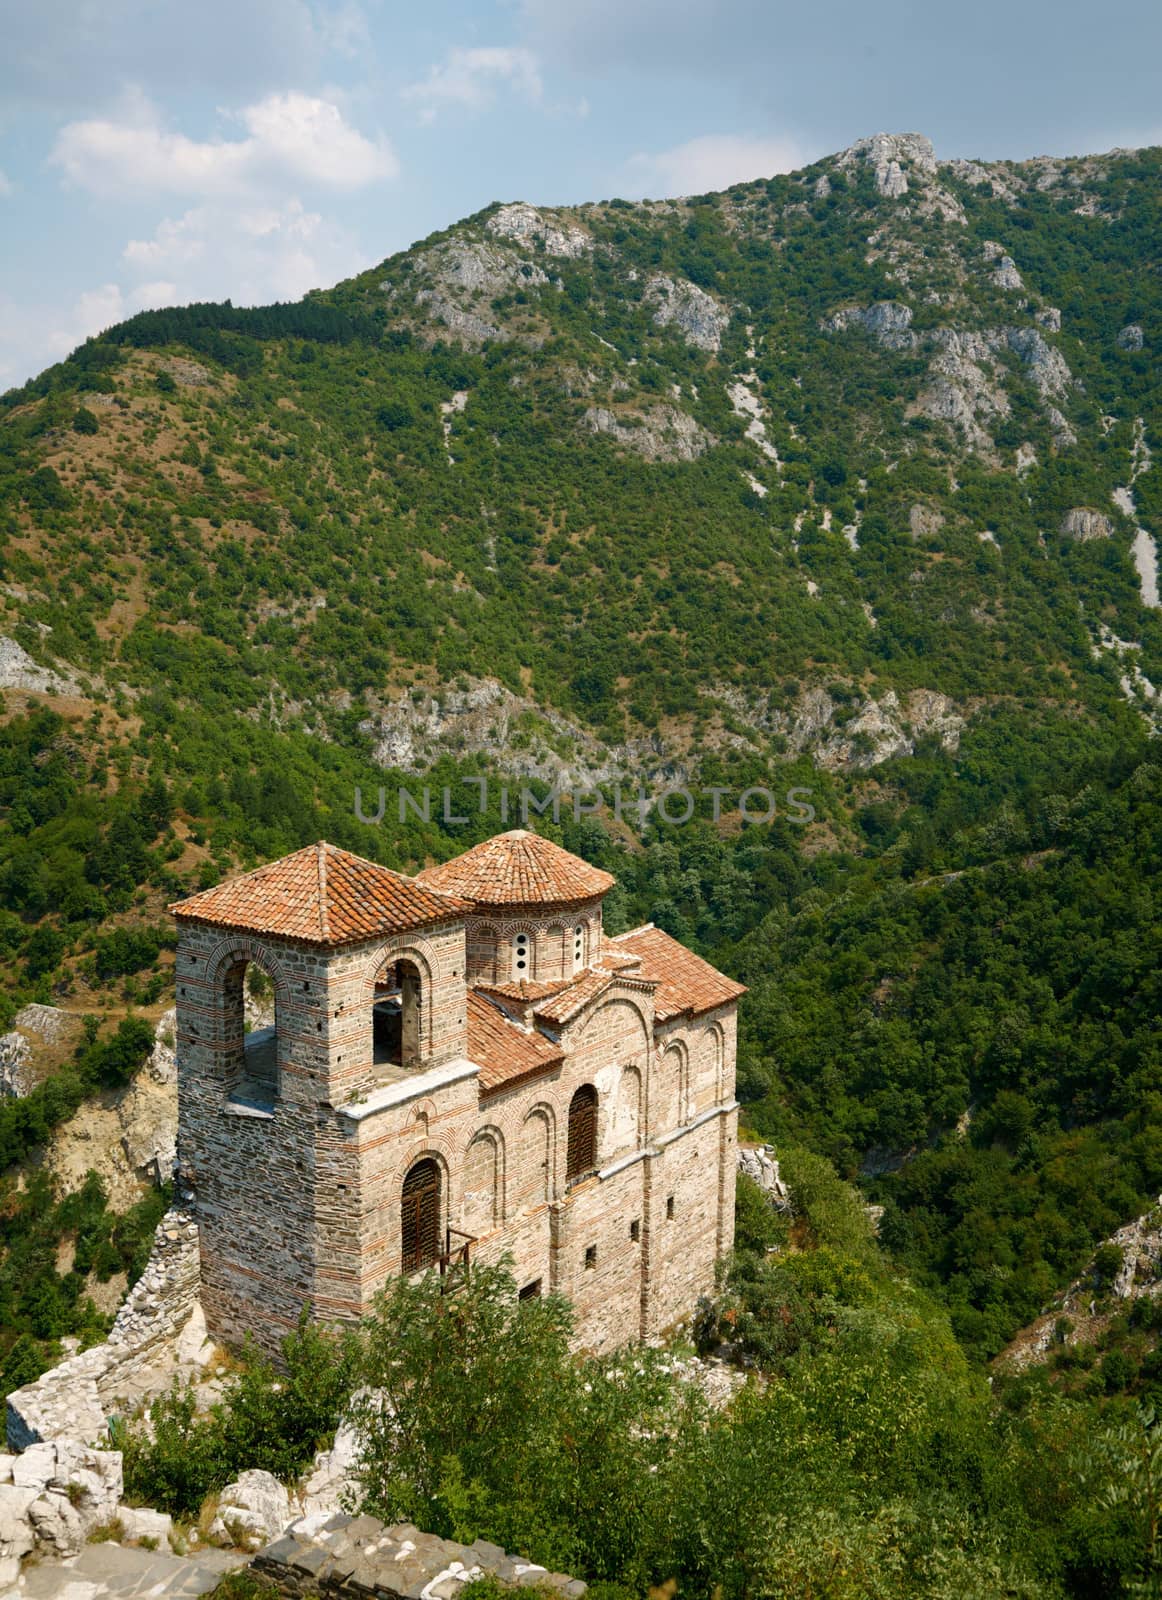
[417,829,614,908]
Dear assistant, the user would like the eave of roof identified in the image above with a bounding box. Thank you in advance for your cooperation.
[170,841,471,947]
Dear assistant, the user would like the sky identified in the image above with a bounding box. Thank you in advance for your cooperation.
[1,0,1159,391]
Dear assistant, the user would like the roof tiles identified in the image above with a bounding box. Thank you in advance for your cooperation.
[612,924,746,1022]
[417,829,614,907]
[170,842,471,947]
[468,991,565,1094]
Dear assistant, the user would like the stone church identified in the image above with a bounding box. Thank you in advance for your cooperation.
[170,829,743,1354]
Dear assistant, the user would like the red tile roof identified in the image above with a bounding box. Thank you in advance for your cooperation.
[468,991,564,1094]
[532,968,616,1027]
[417,829,614,907]
[612,925,746,1022]
[170,842,471,946]
[474,977,573,1004]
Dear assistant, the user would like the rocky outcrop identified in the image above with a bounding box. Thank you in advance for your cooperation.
[11,1440,123,1558]
[644,275,731,352]
[486,203,591,258]
[823,300,916,350]
[0,637,76,695]
[254,1515,587,1600]
[1117,323,1145,351]
[810,689,965,772]
[0,1032,31,1100]
[582,403,715,462]
[838,132,937,198]
[211,1470,291,1552]
[1001,1202,1162,1372]
[909,504,944,541]
[738,1145,791,1212]
[919,329,1011,450]
[415,240,548,298]
[359,676,687,790]
[1061,507,1115,541]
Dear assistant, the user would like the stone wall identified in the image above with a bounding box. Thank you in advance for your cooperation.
[253,1513,586,1600]
[177,915,469,1352]
[465,899,602,986]
[7,1209,201,1450]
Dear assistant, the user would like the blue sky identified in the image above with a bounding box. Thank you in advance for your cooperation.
[2,0,1159,391]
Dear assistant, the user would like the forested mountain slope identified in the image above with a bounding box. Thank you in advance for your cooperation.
[0,133,1160,1393]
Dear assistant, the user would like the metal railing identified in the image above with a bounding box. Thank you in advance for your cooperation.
[438,1226,475,1286]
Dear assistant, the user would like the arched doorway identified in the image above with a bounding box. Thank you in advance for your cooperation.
[401,1158,442,1271]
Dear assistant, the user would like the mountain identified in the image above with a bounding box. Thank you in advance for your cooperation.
[2,131,1160,776]
[0,132,1160,1383]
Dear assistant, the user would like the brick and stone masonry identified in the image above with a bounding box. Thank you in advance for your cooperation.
[170,831,744,1354]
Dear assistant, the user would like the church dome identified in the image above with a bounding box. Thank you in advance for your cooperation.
[417,829,614,908]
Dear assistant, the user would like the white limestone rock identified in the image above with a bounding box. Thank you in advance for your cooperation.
[296,1415,364,1519]
[992,255,1023,290]
[0,1033,31,1100]
[824,300,916,350]
[147,1009,177,1085]
[0,1485,38,1561]
[1035,307,1062,332]
[486,203,591,259]
[837,132,936,198]
[0,637,75,695]
[737,1146,790,1211]
[644,275,731,353]
[117,1503,174,1550]
[210,1469,291,1550]
[1117,323,1145,352]
[24,1443,123,1557]
[582,404,715,463]
[1061,507,1115,541]
[918,329,1010,450]
[1006,326,1072,399]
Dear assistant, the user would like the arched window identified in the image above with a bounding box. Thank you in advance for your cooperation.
[512,930,531,979]
[373,958,423,1070]
[566,1084,598,1182]
[221,954,279,1105]
[401,1158,442,1271]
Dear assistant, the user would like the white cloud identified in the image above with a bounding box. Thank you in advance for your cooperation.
[122,196,361,306]
[402,46,543,123]
[625,133,811,197]
[51,92,397,198]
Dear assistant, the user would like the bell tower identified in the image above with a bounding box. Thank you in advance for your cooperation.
[171,842,470,1350]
